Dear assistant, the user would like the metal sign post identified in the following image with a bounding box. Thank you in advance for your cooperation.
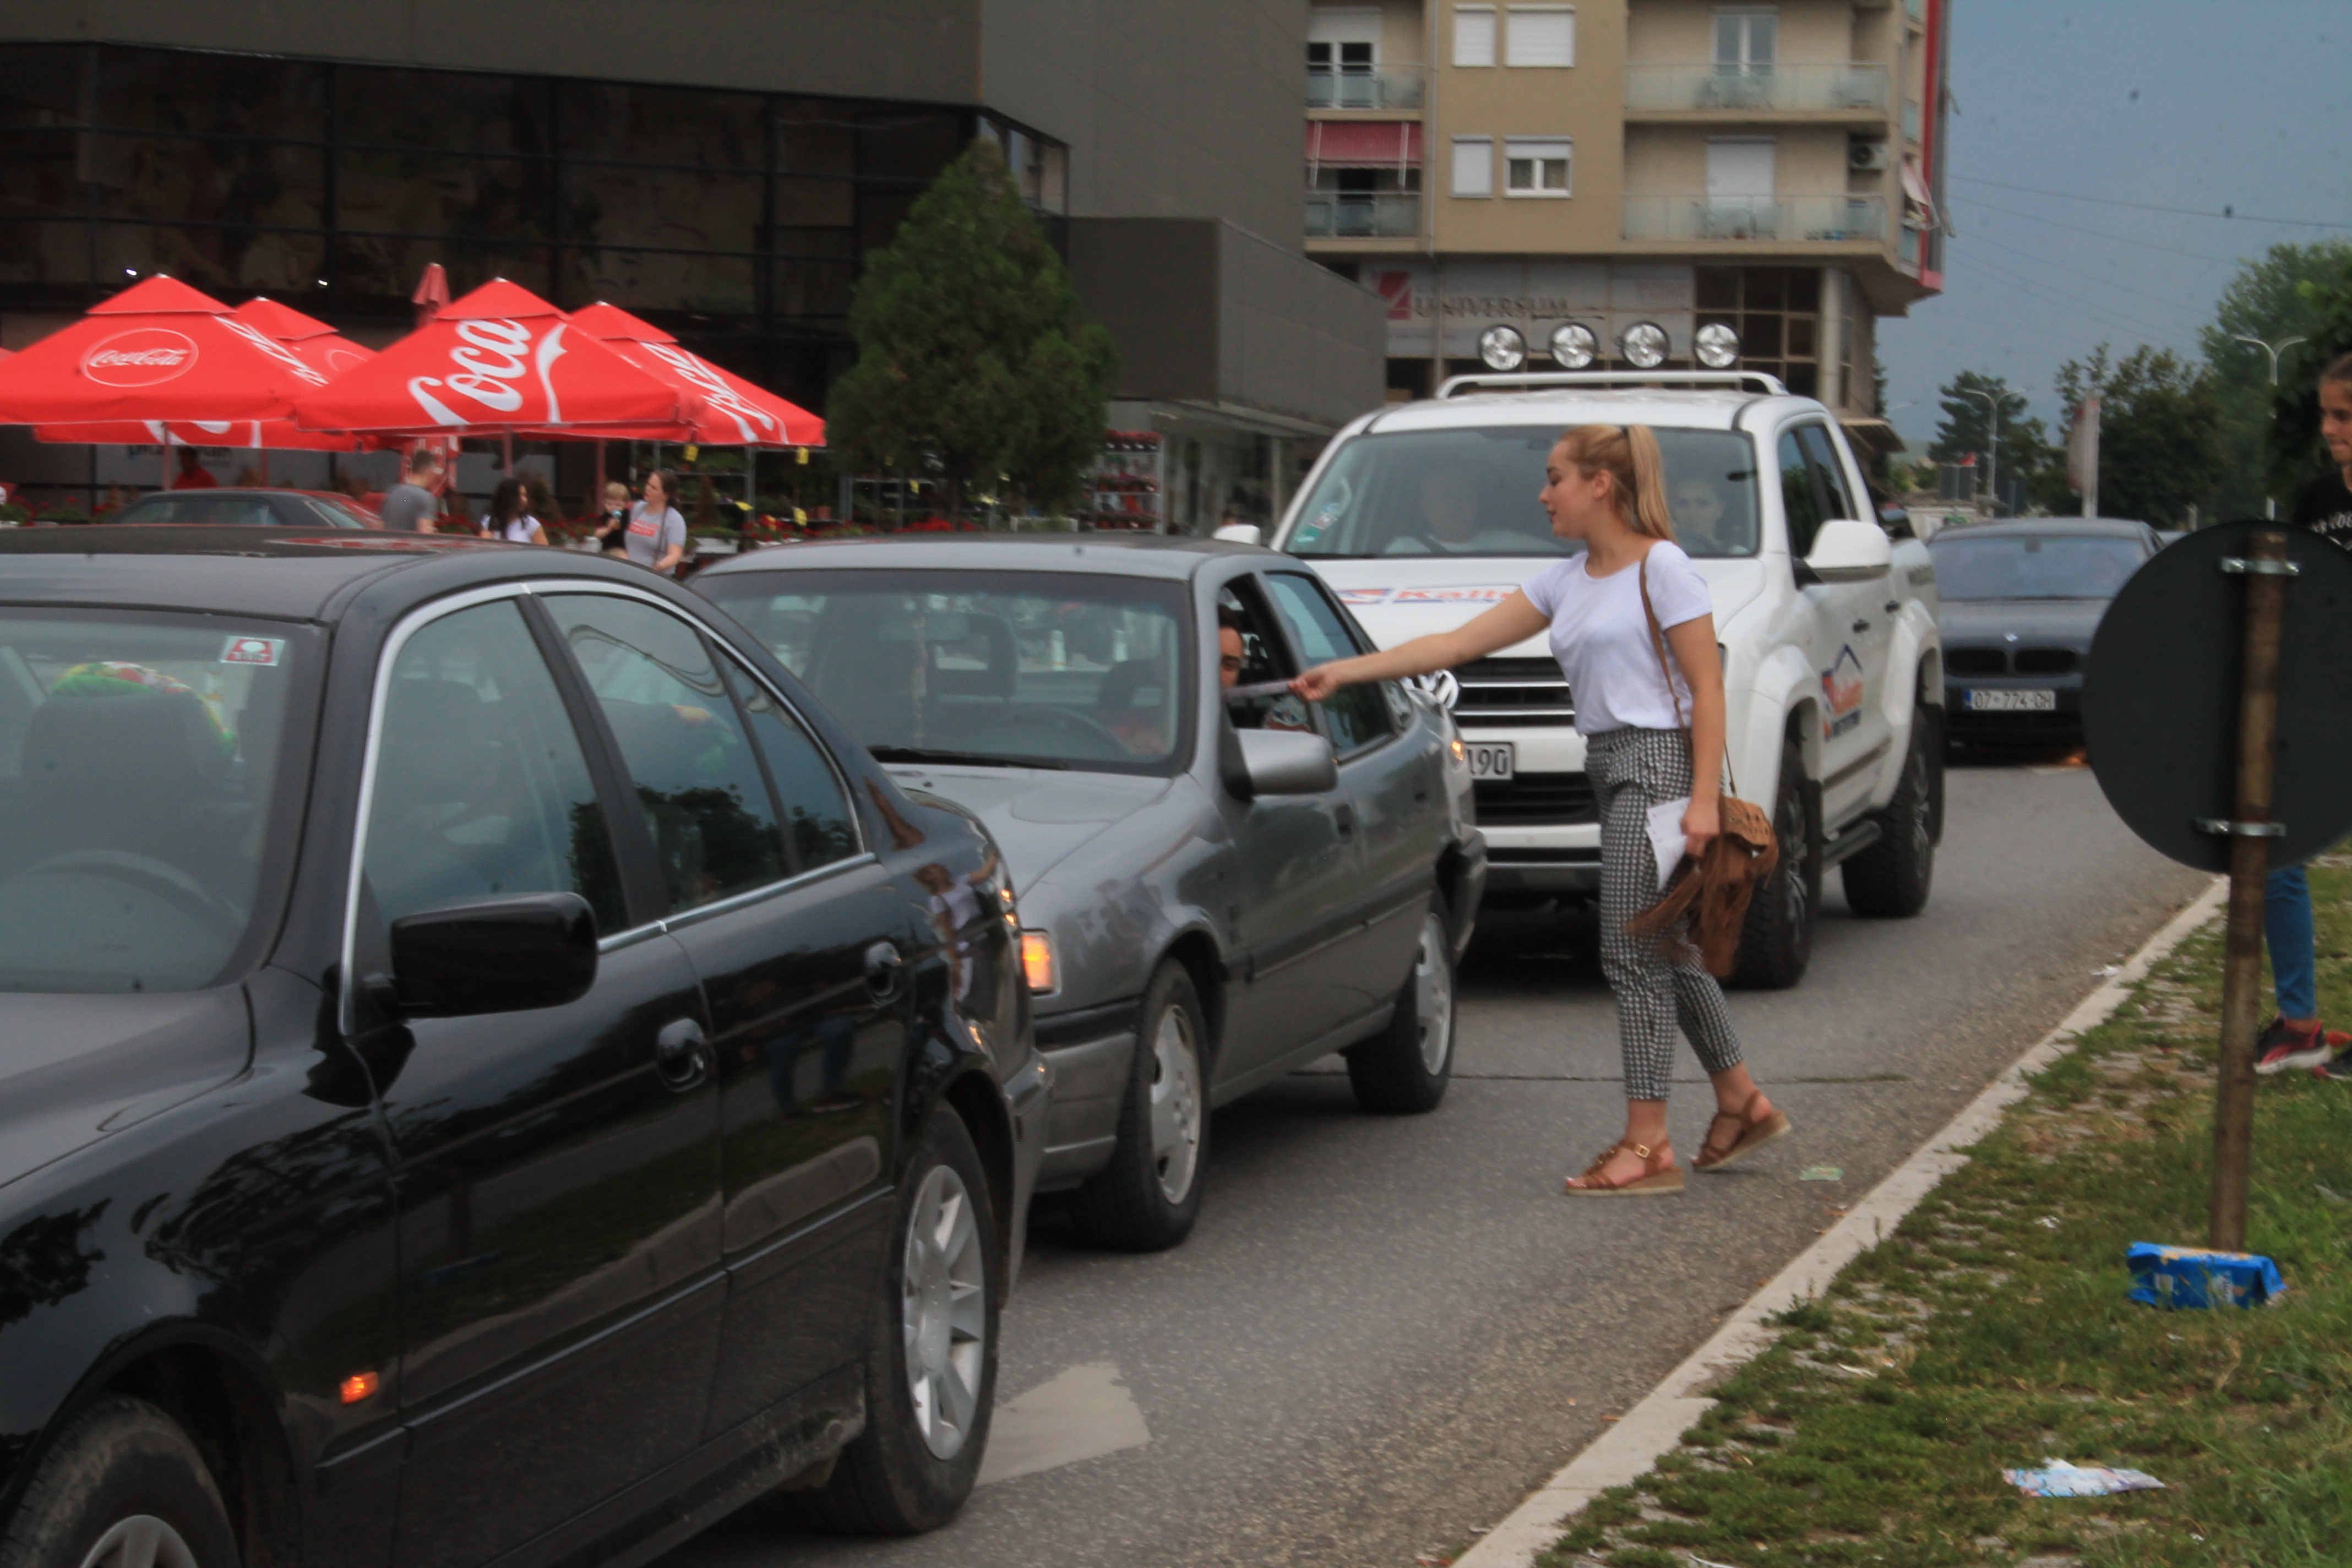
[2208,529,2293,1250]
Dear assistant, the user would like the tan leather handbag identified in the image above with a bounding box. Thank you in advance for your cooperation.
[1624,551,1779,976]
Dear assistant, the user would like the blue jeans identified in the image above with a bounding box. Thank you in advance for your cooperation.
[2267,864,2317,1022]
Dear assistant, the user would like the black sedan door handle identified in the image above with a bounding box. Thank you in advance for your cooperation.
[864,941,905,1003]
[1883,600,1901,614]
[654,1017,707,1091]
[1851,618,1872,634]
[1333,803,1357,837]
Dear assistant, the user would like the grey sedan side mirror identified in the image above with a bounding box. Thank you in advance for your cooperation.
[1237,728,1337,795]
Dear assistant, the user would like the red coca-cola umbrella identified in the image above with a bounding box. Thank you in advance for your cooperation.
[0,275,332,425]
[550,303,824,448]
[293,279,687,437]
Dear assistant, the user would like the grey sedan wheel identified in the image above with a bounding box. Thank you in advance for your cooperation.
[1070,962,1210,1251]
[1344,905,1456,1114]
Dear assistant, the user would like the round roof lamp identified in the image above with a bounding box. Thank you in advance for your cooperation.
[1478,324,1528,371]
[1619,321,1670,370]
[1549,322,1599,368]
[1694,322,1741,369]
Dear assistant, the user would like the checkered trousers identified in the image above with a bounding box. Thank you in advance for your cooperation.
[1586,725,1745,1101]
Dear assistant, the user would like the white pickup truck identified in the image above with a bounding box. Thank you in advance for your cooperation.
[1242,371,1943,987]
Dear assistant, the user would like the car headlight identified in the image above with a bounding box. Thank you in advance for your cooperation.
[1020,929,1057,995]
[1694,322,1740,369]
[1549,322,1598,368]
[1619,321,1669,370]
[1478,324,1527,371]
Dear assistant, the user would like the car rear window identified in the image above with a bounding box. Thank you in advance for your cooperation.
[1286,425,1762,559]
[1929,534,2146,600]
[0,612,306,993]
[108,494,283,527]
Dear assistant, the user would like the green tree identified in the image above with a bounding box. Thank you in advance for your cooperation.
[2051,344,2226,527]
[1928,371,2052,513]
[825,139,1119,518]
[2197,241,2352,516]
[2268,247,2352,498]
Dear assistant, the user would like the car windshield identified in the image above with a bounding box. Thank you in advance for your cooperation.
[0,612,305,993]
[1285,425,1762,558]
[1929,534,2144,600]
[701,568,1190,775]
[110,493,284,527]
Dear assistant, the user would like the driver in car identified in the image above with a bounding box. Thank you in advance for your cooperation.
[1670,473,1730,555]
[1383,465,1540,554]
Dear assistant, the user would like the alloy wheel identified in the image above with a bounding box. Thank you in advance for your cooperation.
[1414,913,1454,1074]
[901,1163,988,1460]
[1147,1007,1204,1205]
[78,1518,197,1568]
[1779,785,1812,944]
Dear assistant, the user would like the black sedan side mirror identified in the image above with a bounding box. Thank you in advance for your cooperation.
[380,892,598,1018]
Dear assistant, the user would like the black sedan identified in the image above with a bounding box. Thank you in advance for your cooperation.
[1929,516,2162,748]
[0,527,1049,1568]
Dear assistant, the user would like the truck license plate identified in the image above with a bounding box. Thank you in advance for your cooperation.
[1966,689,2055,712]
[1464,741,1516,780]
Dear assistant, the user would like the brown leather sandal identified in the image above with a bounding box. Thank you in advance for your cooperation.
[1563,1141,1685,1196]
[1692,1092,1792,1172]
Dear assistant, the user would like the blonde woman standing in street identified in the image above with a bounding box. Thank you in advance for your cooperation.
[1291,424,1788,1195]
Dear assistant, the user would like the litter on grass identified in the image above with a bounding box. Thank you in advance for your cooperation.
[2126,1242,2286,1310]
[1799,1164,1842,1181]
[2003,1459,2166,1499]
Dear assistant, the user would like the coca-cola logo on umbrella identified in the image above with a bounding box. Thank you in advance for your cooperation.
[81,329,200,388]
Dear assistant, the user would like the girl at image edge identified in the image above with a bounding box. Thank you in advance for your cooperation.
[1290,423,1788,1195]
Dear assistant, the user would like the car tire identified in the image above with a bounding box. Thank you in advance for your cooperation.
[1842,715,1937,918]
[1344,903,1456,1114]
[1731,740,1820,990]
[0,1396,239,1568]
[1068,962,1208,1253]
[781,1108,999,1536]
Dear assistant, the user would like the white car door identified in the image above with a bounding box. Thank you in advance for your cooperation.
[1773,421,1886,825]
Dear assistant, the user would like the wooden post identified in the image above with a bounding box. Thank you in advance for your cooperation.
[2211,527,2291,1250]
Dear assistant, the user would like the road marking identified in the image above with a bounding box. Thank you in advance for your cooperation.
[1453,875,2228,1568]
[977,1361,1150,1487]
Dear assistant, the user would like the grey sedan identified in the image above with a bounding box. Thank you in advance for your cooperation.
[698,536,1486,1250]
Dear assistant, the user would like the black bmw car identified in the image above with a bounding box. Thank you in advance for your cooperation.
[1930,516,2162,749]
[0,527,1048,1568]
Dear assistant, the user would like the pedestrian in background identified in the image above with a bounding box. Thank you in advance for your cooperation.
[626,469,688,574]
[380,447,443,533]
[477,477,548,545]
[2258,351,2352,1077]
[1292,423,1785,1194]
[169,448,215,490]
[592,480,633,556]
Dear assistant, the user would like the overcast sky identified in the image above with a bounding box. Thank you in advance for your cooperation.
[1878,0,2351,450]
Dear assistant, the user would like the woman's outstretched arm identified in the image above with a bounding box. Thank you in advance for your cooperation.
[1291,591,1551,701]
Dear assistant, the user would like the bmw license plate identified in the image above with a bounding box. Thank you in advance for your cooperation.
[1464,741,1515,780]
[1965,689,2056,712]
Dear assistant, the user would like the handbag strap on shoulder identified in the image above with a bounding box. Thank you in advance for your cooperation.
[1637,547,1739,798]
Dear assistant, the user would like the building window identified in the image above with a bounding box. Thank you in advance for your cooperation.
[1714,7,1779,70]
[1453,7,1498,67]
[1697,264,1820,399]
[1451,137,1495,197]
[1505,7,1576,68]
[1504,138,1571,195]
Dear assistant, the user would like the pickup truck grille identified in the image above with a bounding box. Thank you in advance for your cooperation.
[1454,656,1572,728]
[1473,771,1598,826]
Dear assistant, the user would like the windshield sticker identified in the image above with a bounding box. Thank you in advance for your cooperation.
[221,635,285,667]
[1336,587,1393,605]
[1821,646,1865,738]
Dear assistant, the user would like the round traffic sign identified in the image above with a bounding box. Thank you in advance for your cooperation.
[2085,521,2352,871]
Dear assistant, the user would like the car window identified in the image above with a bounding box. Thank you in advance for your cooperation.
[716,651,858,872]
[1928,534,2148,600]
[360,600,623,933]
[543,595,787,914]
[110,494,281,527]
[0,612,303,992]
[301,495,377,529]
[1266,571,1395,756]
[1286,426,1762,559]
[1776,428,1828,559]
[1795,424,1858,521]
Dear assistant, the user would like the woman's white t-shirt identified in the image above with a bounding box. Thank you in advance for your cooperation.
[481,513,541,543]
[1520,541,1714,734]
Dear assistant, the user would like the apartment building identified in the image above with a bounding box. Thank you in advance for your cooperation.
[1303,0,1949,440]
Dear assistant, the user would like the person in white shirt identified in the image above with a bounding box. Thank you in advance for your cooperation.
[476,478,548,546]
[1292,423,1785,1197]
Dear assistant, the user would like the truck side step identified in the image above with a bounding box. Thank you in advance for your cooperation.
[1820,818,1883,870]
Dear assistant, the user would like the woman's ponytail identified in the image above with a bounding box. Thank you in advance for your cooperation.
[1556,423,1678,543]
[1624,424,1674,541]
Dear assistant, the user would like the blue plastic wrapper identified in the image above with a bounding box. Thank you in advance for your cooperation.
[2126,1242,2285,1309]
[2004,1459,2166,1498]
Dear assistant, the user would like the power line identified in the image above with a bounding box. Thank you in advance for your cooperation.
[1950,175,2352,233]
[1953,195,2240,265]
[1955,228,2219,314]
[1954,251,2200,347]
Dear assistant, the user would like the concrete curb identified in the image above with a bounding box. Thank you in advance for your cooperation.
[1454,876,2229,1568]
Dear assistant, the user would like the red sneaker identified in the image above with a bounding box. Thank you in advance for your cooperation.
[2254,1017,2335,1075]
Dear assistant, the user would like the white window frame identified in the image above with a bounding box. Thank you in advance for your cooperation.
[1450,135,1495,197]
[1453,6,1498,67]
[1713,6,1779,68]
[1504,6,1576,68]
[1502,137,1572,197]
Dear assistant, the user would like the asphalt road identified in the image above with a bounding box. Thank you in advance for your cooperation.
[666,755,2208,1568]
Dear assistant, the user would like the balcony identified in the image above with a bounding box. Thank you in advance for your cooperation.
[1305,193,1422,239]
[1624,63,1891,116]
[1623,194,1887,244]
[1306,64,1427,111]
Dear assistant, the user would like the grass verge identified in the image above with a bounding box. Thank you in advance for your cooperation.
[1534,859,2352,1568]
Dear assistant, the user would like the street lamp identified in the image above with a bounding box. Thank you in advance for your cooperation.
[2233,333,2308,520]
[1960,386,2001,515]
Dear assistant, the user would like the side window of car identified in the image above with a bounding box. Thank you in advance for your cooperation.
[361,598,624,931]
[543,594,787,913]
[717,652,859,873]
[1266,571,1396,758]
[1776,428,1828,560]
[1796,423,1859,522]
